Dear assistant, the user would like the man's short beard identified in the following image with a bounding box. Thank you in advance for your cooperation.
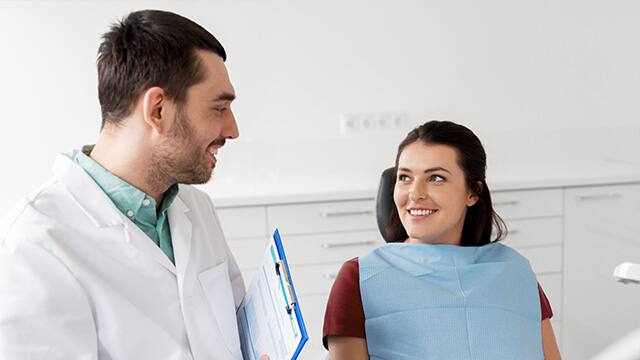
[147,105,213,189]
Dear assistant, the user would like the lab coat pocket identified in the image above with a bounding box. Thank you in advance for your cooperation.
[198,261,242,357]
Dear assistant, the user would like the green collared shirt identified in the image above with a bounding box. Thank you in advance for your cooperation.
[74,146,178,264]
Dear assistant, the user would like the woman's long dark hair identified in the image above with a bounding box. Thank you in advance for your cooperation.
[385,120,506,246]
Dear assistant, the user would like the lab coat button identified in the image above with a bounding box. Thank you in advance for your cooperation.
[142,199,150,206]
[126,210,134,217]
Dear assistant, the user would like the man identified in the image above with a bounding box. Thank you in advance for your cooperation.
[0,10,265,360]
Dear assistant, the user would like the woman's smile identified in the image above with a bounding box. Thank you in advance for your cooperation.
[407,208,438,220]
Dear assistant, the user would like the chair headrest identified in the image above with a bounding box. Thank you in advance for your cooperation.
[375,167,396,242]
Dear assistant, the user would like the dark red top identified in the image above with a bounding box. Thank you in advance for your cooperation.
[322,258,553,349]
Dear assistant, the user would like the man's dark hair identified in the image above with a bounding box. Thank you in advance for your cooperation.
[97,10,226,127]
[385,120,507,246]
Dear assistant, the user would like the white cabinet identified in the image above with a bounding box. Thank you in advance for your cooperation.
[217,200,383,360]
[296,294,330,359]
[216,206,267,239]
[266,199,377,234]
[495,188,565,342]
[563,183,640,359]
[267,200,382,359]
[492,189,563,219]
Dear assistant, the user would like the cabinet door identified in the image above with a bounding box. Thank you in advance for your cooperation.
[563,184,640,359]
[267,199,377,235]
[216,206,267,240]
[295,294,330,360]
[493,189,563,220]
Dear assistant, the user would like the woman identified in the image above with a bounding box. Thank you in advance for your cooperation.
[322,121,561,359]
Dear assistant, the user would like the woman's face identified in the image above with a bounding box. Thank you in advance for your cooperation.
[393,142,479,245]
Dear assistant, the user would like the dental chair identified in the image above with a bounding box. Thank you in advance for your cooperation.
[591,262,640,360]
[323,169,395,360]
[375,167,396,241]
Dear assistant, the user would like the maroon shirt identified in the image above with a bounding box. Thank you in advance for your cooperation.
[322,258,553,349]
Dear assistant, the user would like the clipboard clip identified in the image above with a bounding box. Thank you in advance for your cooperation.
[275,260,297,315]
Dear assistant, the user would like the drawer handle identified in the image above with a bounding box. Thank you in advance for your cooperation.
[321,240,377,249]
[324,273,337,280]
[319,210,374,218]
[494,200,521,207]
[576,193,621,202]
[509,229,520,235]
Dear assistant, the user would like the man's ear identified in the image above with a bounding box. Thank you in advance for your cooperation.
[142,87,165,133]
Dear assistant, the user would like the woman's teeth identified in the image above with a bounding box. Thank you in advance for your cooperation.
[409,209,437,216]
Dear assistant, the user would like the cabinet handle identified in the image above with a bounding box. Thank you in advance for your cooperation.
[494,200,521,207]
[321,240,377,249]
[323,273,337,280]
[509,229,520,235]
[320,210,374,218]
[576,193,621,202]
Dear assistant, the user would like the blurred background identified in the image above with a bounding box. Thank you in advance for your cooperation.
[1,1,639,359]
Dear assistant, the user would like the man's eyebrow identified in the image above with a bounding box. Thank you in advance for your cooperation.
[397,166,452,174]
[212,92,236,102]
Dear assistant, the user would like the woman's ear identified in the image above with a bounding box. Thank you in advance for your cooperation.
[142,87,165,133]
[467,181,483,207]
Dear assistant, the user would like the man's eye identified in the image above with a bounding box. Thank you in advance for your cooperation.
[214,107,227,113]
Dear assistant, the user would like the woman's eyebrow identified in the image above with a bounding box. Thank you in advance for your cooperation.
[397,166,452,174]
[424,166,452,174]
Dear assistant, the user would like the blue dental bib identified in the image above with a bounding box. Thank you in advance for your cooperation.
[359,242,542,360]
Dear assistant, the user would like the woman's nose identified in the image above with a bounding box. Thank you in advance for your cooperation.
[409,183,427,202]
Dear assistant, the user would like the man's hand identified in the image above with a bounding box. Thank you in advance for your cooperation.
[259,355,270,360]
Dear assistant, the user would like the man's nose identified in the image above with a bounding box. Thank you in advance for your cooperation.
[224,110,239,140]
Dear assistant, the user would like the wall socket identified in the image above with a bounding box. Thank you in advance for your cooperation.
[339,112,410,135]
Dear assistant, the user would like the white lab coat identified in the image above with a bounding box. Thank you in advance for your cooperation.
[0,152,245,360]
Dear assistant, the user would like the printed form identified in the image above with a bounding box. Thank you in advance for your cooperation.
[237,229,307,360]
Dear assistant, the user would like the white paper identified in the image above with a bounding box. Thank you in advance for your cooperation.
[237,241,304,360]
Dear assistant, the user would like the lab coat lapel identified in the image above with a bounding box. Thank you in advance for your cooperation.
[124,221,177,275]
[53,153,123,228]
[168,195,193,290]
[55,152,178,275]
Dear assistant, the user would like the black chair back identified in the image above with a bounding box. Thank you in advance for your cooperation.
[375,167,396,242]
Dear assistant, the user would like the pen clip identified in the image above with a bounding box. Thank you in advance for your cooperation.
[275,260,296,315]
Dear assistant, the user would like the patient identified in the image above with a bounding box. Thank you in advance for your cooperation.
[322,121,561,359]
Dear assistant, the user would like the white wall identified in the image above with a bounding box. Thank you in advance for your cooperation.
[1,0,640,214]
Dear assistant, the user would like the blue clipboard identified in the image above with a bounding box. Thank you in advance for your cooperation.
[237,228,308,359]
[272,229,308,359]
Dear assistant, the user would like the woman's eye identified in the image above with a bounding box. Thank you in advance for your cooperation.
[398,174,410,182]
[430,174,445,182]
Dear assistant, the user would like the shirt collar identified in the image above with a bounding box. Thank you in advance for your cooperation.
[74,145,178,224]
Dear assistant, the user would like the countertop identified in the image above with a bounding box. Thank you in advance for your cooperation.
[200,127,640,208]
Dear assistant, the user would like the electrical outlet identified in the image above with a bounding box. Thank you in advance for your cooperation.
[339,112,409,135]
[339,113,359,134]
[391,113,409,129]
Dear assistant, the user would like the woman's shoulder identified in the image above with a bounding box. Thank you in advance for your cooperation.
[344,257,359,267]
[323,257,367,347]
[336,257,360,282]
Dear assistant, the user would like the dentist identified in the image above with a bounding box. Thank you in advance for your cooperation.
[0,10,265,360]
